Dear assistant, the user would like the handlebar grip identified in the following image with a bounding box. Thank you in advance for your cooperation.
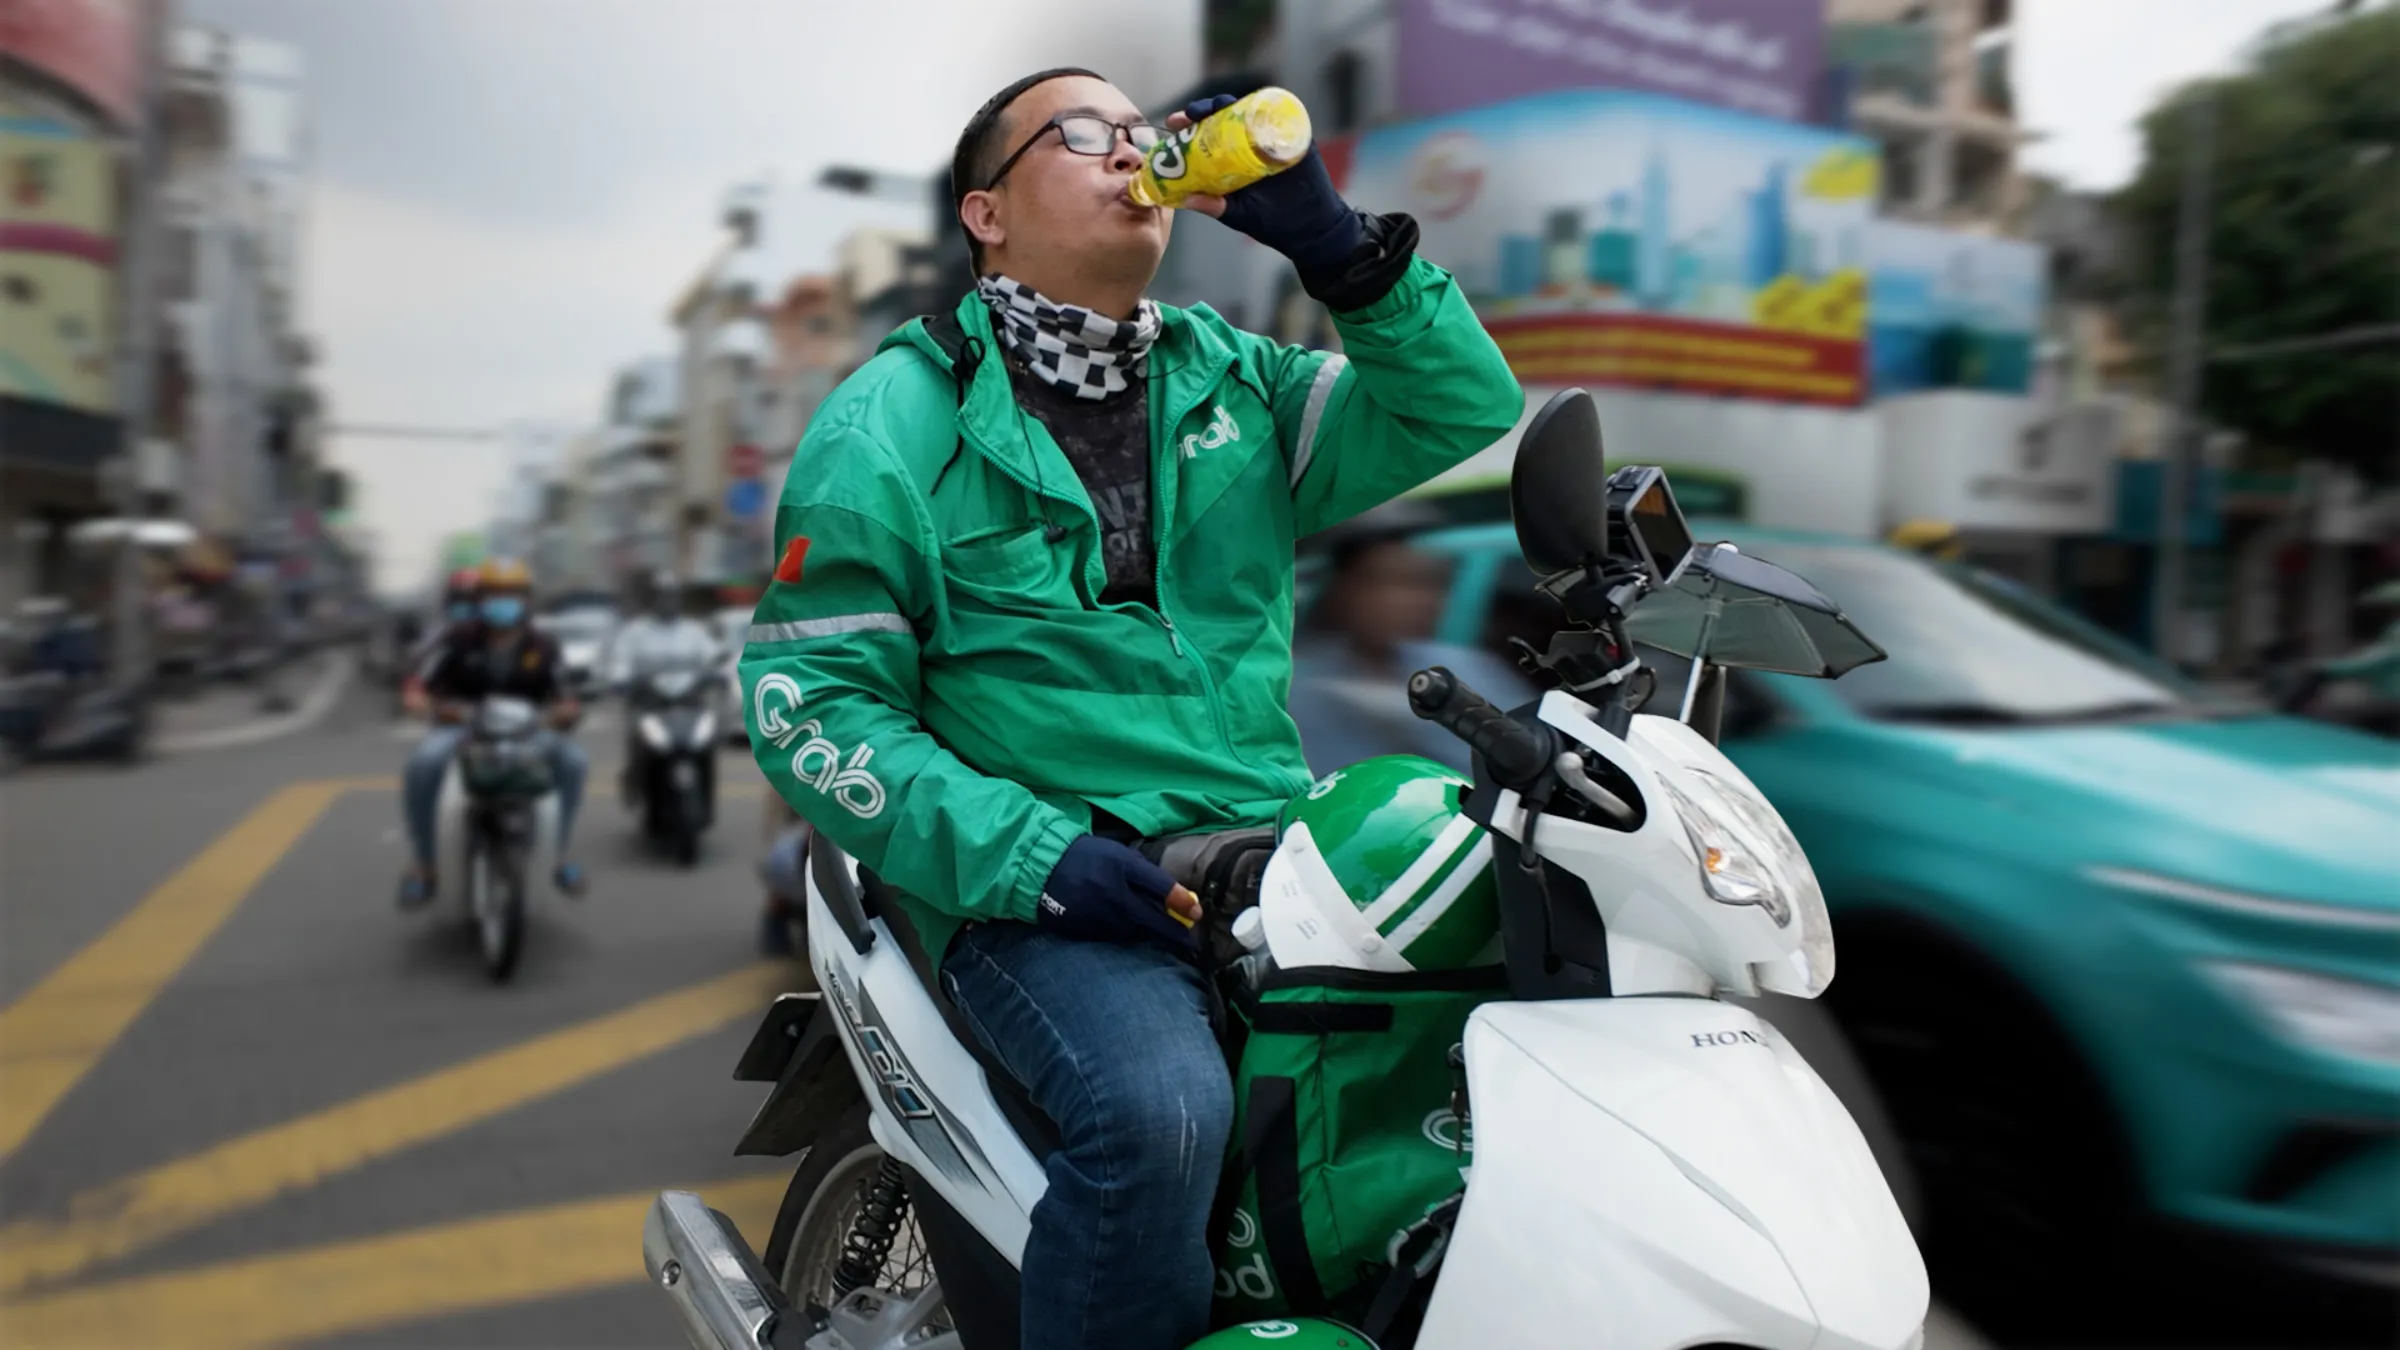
[1408,667,1554,789]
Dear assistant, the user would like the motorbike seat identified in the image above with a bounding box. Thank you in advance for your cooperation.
[860,867,1065,1166]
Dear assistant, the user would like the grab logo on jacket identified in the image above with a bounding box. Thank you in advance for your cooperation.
[753,672,885,819]
[753,673,806,744]
[1179,403,1241,461]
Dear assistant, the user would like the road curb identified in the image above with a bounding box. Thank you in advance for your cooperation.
[156,650,357,756]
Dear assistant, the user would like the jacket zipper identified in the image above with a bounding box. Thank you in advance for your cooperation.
[1149,353,1248,767]
[963,345,1255,771]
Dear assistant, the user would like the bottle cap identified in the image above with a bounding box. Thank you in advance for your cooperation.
[1231,907,1268,952]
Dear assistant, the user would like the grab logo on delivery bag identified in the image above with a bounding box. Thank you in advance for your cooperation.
[1213,1207,1278,1305]
[752,673,886,819]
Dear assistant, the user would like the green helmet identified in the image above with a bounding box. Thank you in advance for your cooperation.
[1185,1317,1380,1349]
[1266,755,1502,973]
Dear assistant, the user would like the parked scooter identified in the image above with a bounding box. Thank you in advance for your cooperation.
[642,390,1928,1350]
[625,660,720,865]
[0,607,145,772]
[438,695,565,981]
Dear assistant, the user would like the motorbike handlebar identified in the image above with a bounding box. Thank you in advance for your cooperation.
[1408,666,1556,790]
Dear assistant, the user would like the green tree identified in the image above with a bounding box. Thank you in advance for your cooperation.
[2114,3,2400,482]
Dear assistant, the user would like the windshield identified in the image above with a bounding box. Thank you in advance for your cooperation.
[1753,546,2216,724]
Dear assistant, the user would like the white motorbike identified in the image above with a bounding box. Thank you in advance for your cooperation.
[646,389,1929,1350]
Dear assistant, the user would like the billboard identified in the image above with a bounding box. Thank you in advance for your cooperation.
[0,0,137,127]
[1,106,118,413]
[1865,220,2046,397]
[1395,0,1825,124]
[1338,88,1878,406]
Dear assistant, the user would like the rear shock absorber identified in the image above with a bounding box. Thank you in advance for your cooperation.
[831,1157,911,1298]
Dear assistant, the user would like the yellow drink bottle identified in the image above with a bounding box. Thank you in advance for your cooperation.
[1128,87,1314,209]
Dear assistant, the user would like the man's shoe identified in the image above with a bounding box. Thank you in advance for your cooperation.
[554,861,588,898]
[759,910,795,957]
[397,872,436,911]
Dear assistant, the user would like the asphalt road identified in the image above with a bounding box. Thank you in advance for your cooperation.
[0,673,2001,1350]
[1,680,797,1348]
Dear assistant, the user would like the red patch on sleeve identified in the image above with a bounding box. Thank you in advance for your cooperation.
[774,536,811,584]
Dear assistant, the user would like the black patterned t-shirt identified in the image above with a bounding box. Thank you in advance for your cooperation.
[1007,358,1155,609]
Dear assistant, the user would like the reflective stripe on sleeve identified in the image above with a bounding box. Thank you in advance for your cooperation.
[747,613,910,644]
[1289,353,1349,489]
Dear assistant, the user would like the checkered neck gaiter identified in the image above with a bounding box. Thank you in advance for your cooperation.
[976,274,1163,401]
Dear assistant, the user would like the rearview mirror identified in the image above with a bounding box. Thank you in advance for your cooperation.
[1510,389,1609,577]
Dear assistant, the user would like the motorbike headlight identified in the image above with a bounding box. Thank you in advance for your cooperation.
[1656,774,1789,925]
[639,713,670,751]
[2202,962,2400,1067]
[693,710,717,743]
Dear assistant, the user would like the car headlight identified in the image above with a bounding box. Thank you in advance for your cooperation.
[693,711,716,743]
[2202,962,2400,1067]
[639,713,670,751]
[1656,773,1789,924]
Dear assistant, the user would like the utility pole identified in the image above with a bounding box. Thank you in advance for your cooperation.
[107,0,171,695]
[2151,90,2214,663]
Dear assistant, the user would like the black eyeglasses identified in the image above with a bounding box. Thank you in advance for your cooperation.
[982,114,1165,191]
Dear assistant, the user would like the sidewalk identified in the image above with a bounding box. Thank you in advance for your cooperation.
[153,649,355,754]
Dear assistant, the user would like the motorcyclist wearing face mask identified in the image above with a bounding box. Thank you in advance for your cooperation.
[397,557,591,907]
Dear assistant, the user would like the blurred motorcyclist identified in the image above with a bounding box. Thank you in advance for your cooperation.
[397,557,590,907]
[440,568,481,626]
[607,569,723,686]
[607,569,725,797]
[757,790,812,959]
[1289,501,1535,777]
[387,569,478,702]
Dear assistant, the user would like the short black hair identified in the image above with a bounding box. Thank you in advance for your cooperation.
[949,66,1102,275]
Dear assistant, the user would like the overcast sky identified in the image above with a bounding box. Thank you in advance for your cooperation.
[181,0,2337,594]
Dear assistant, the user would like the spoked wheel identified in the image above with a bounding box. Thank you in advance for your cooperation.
[769,1101,950,1338]
[471,832,526,983]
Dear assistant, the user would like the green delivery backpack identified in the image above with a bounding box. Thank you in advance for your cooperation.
[1209,757,1508,1326]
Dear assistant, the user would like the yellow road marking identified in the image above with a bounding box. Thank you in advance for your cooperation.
[0,782,348,1163]
[326,775,399,791]
[0,960,790,1296]
[0,1175,788,1350]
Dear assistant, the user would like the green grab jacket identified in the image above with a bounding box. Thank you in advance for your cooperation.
[740,254,1522,969]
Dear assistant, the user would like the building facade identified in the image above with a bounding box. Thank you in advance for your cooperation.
[0,0,141,610]
[1826,0,2024,230]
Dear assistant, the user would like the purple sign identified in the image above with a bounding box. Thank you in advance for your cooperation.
[1396,0,1825,124]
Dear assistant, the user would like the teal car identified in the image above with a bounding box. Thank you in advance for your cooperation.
[1388,520,2399,1333]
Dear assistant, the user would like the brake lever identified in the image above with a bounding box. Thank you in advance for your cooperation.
[1555,751,1637,827]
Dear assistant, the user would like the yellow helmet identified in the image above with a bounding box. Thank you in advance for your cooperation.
[476,556,532,593]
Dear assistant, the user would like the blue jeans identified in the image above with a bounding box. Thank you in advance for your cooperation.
[402,726,587,869]
[940,922,1233,1350]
